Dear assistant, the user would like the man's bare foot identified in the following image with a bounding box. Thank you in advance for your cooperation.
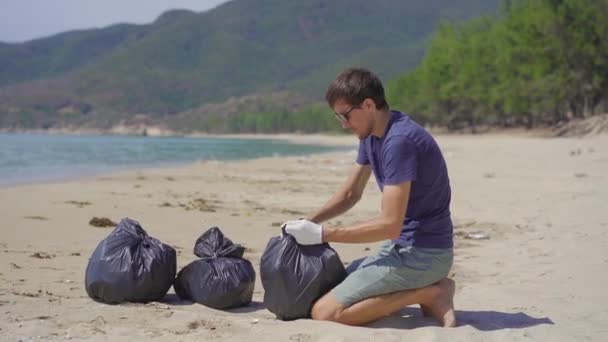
[423,278,457,327]
[420,304,433,317]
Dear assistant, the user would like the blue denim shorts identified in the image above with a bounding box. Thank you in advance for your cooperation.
[331,240,453,307]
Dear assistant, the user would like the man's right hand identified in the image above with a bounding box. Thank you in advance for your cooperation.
[282,219,323,245]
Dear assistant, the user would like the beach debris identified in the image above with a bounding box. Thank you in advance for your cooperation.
[574,173,588,178]
[454,230,467,238]
[173,198,221,212]
[159,201,173,207]
[569,148,582,156]
[271,222,282,227]
[89,217,117,228]
[166,176,175,181]
[65,200,92,208]
[464,232,490,240]
[70,252,81,256]
[23,216,49,220]
[145,302,170,310]
[281,209,305,216]
[455,220,477,229]
[10,262,22,269]
[11,290,41,298]
[184,198,220,212]
[483,172,495,178]
[364,247,371,251]
[251,318,259,324]
[30,252,54,259]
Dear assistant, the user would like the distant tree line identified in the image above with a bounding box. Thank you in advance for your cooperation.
[386,0,608,129]
[195,104,343,134]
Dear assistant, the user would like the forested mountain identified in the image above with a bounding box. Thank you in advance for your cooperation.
[0,0,500,132]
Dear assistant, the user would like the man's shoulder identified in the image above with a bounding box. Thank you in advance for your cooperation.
[388,112,436,147]
[388,112,425,136]
[386,113,424,143]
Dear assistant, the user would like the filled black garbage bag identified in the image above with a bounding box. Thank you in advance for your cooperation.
[85,217,176,304]
[261,231,347,320]
[174,227,256,309]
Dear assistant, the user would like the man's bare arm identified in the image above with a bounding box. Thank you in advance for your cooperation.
[322,181,411,243]
[308,164,372,224]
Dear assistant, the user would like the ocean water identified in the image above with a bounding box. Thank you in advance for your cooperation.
[0,133,346,187]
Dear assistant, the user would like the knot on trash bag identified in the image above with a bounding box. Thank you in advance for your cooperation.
[194,227,245,259]
[201,252,219,260]
[114,218,150,243]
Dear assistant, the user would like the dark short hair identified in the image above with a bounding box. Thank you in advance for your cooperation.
[325,67,389,110]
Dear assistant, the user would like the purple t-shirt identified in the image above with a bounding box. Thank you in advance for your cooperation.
[356,111,453,248]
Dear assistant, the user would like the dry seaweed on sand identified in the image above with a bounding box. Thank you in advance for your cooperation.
[64,200,92,208]
[89,217,117,228]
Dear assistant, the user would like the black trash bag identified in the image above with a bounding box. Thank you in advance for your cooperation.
[174,227,256,309]
[85,218,176,304]
[260,230,347,320]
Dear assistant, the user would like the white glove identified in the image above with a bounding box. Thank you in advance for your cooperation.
[282,219,323,245]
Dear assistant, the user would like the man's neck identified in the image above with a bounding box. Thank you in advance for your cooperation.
[371,109,392,138]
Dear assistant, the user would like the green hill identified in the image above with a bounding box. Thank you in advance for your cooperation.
[0,0,500,132]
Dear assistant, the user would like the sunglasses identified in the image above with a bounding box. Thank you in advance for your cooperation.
[334,105,360,123]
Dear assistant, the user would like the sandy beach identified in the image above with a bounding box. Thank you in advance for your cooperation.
[1,133,607,341]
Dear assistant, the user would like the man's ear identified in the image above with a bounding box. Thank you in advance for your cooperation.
[363,98,377,110]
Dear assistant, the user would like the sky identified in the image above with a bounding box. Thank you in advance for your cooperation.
[0,0,230,43]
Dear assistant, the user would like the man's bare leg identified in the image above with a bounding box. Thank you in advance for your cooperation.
[311,278,456,327]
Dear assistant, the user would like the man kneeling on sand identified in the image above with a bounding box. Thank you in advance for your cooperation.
[282,67,456,327]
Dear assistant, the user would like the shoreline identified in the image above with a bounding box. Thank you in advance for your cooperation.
[4,112,608,140]
[0,129,357,145]
[0,134,357,190]
[2,129,604,190]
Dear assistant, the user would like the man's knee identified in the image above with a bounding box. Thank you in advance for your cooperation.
[310,293,345,321]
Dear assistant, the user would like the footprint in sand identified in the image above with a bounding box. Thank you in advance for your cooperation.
[23,216,49,220]
[289,333,312,342]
